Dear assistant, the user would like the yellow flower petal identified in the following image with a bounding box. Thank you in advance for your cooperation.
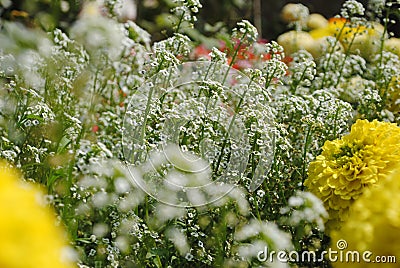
[304,119,400,230]
[331,166,400,268]
[0,161,76,268]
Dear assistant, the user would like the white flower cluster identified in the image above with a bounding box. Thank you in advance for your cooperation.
[367,0,387,16]
[171,0,203,29]
[209,47,227,64]
[286,50,316,91]
[315,51,367,88]
[125,21,151,49]
[234,219,293,267]
[148,33,192,75]
[281,191,328,232]
[232,20,259,44]
[70,2,128,60]
[263,41,288,87]
[281,3,310,30]
[340,0,365,18]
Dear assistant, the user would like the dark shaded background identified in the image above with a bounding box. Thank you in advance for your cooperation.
[195,0,362,40]
[137,0,399,41]
[1,0,399,41]
[257,0,369,40]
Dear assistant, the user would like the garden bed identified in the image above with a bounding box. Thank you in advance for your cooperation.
[0,0,400,267]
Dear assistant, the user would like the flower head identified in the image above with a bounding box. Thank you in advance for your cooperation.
[70,2,127,60]
[306,13,329,29]
[280,191,328,232]
[171,0,203,29]
[0,161,75,268]
[384,38,400,58]
[281,3,309,23]
[309,17,385,60]
[232,20,258,44]
[330,166,400,268]
[340,0,365,18]
[233,219,293,267]
[281,3,310,30]
[304,119,400,230]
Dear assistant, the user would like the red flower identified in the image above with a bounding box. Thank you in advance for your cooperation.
[92,125,99,133]
[193,44,211,60]
[192,39,289,71]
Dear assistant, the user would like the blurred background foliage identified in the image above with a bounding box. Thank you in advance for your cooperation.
[0,0,83,30]
[1,0,399,44]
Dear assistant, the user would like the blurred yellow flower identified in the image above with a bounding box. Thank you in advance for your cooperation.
[277,18,344,58]
[384,76,400,114]
[277,30,315,56]
[281,3,309,24]
[331,166,400,268]
[0,161,75,268]
[306,13,328,30]
[304,119,400,230]
[309,18,385,60]
[384,38,400,57]
[308,18,339,39]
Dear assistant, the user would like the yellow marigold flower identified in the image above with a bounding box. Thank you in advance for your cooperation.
[0,161,76,268]
[330,166,400,268]
[304,119,400,230]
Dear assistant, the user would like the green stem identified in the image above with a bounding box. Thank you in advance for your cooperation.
[222,32,247,83]
[214,77,254,175]
[301,125,313,191]
[264,66,278,89]
[334,25,362,88]
[377,9,390,73]
[134,59,166,163]
[321,21,348,89]
[175,12,185,33]
[134,82,155,163]
[252,194,262,220]
[290,67,307,93]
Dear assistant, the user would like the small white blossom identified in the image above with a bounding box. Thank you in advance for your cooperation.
[341,0,365,18]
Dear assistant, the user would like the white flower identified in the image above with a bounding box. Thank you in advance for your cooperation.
[281,191,328,231]
[70,3,127,60]
[166,227,190,255]
[233,20,258,43]
[341,0,365,18]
